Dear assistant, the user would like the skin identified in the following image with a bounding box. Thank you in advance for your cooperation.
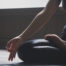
[6,0,60,61]
[44,34,66,49]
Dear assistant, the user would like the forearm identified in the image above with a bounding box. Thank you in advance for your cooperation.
[19,0,59,41]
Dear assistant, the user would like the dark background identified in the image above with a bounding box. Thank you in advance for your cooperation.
[0,7,66,49]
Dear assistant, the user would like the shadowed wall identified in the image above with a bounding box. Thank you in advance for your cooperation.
[0,7,66,49]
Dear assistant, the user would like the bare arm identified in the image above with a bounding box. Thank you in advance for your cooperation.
[19,0,60,41]
[6,0,60,61]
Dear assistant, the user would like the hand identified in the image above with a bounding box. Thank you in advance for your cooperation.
[6,36,22,61]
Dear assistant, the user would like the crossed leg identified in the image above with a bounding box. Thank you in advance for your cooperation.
[44,34,66,49]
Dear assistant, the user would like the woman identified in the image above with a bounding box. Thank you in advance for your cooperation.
[6,0,65,61]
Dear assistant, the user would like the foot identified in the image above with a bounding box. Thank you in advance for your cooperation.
[44,34,66,49]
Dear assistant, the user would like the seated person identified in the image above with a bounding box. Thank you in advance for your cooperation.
[6,0,66,61]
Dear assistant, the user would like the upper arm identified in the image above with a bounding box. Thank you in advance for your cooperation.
[39,0,62,19]
[43,0,61,14]
[46,0,61,9]
[37,0,62,21]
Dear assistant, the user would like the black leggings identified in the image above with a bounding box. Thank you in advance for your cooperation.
[62,0,66,9]
[17,25,66,64]
[17,39,66,64]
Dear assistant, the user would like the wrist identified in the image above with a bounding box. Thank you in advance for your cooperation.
[18,35,25,43]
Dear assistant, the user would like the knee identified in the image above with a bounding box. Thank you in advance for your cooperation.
[17,39,66,64]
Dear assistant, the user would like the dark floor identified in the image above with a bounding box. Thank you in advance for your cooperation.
[0,50,65,66]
